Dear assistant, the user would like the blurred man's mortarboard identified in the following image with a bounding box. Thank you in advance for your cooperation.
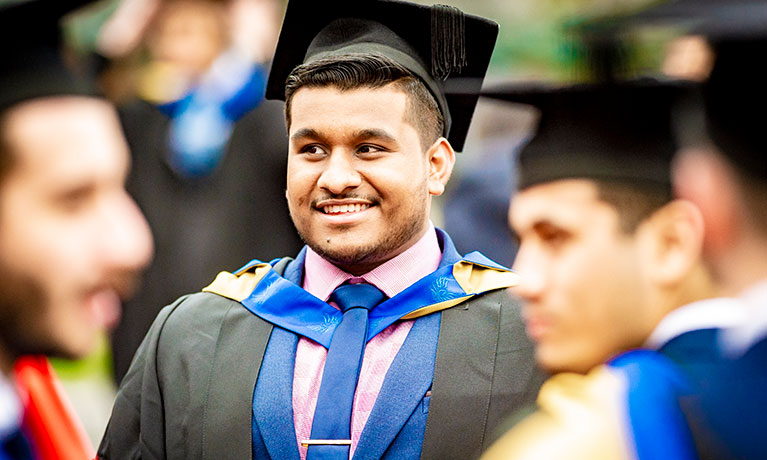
[702,38,767,180]
[482,79,689,190]
[610,0,767,41]
[265,0,499,152]
[0,0,97,114]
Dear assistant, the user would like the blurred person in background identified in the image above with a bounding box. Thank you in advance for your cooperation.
[442,130,526,269]
[479,79,724,460]
[646,3,767,457]
[0,0,153,458]
[440,76,540,269]
[94,0,302,383]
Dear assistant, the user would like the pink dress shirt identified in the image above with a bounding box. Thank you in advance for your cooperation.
[293,224,442,459]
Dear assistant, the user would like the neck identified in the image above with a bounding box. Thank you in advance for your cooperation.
[657,263,718,324]
[710,233,767,296]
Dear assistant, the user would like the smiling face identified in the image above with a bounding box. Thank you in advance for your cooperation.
[509,179,657,374]
[0,97,153,370]
[286,84,453,274]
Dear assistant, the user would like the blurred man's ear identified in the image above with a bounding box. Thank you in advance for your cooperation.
[673,146,739,256]
[639,198,706,287]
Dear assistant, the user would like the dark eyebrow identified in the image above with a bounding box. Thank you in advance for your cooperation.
[290,127,398,145]
[511,217,557,239]
[290,128,323,143]
[532,219,557,232]
[352,128,397,144]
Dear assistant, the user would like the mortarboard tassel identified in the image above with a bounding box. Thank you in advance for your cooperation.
[431,4,467,80]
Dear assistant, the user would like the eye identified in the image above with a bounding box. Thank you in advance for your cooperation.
[299,144,327,157]
[356,144,385,156]
[534,222,571,250]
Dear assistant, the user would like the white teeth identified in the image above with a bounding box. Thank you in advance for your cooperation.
[322,203,370,214]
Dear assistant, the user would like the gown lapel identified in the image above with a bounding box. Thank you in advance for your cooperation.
[252,327,302,460]
[251,254,306,460]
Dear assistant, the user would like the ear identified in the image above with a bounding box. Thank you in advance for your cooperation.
[640,199,705,287]
[673,147,738,255]
[426,137,456,196]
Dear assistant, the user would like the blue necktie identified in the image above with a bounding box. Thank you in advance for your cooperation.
[0,425,35,460]
[305,283,386,460]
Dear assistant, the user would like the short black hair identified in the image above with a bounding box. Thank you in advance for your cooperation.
[730,161,767,237]
[595,179,672,233]
[284,53,444,151]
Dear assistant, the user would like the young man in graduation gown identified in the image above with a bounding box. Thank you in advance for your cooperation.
[98,1,545,459]
[478,80,724,460]
[0,1,154,458]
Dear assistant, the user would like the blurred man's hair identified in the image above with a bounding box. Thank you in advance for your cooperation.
[284,54,444,151]
[729,161,767,236]
[595,180,672,234]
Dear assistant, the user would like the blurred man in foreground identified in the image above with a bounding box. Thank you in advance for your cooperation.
[480,80,724,459]
[0,1,153,458]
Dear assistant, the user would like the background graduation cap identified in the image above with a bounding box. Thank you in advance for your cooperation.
[596,0,767,180]
[702,38,767,180]
[599,0,767,41]
[482,79,690,190]
[265,0,499,152]
[0,0,98,113]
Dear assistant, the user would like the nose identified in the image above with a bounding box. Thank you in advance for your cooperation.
[316,151,362,195]
[99,191,154,282]
[510,245,545,302]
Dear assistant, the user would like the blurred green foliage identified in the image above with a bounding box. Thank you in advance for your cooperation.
[413,0,669,82]
[60,0,675,83]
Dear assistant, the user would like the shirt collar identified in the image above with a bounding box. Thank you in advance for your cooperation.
[644,296,747,349]
[302,222,442,301]
[721,279,767,354]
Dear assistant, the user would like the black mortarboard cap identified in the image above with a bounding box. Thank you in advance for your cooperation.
[265,0,499,152]
[702,38,767,180]
[607,0,767,41]
[609,0,767,179]
[0,0,98,113]
[482,79,689,189]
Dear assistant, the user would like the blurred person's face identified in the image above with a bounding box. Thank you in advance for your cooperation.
[0,97,153,370]
[509,179,657,374]
[286,85,454,275]
[228,0,280,62]
[147,0,225,76]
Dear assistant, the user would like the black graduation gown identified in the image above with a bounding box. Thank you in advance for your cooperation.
[111,98,303,383]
